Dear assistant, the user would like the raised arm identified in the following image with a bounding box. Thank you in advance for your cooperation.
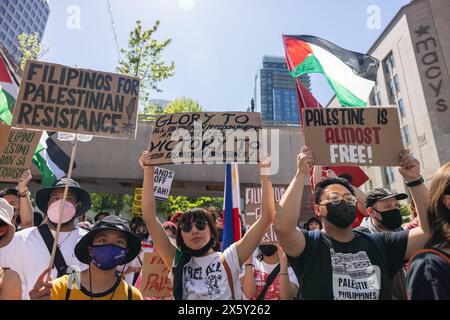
[17,170,33,229]
[398,150,429,259]
[275,146,313,258]
[312,166,322,189]
[139,151,176,268]
[235,158,275,265]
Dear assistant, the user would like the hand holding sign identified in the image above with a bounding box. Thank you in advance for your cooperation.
[297,146,314,175]
[17,170,32,193]
[139,151,155,173]
[257,155,272,176]
[399,149,421,182]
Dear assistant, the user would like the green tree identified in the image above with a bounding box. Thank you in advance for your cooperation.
[162,97,203,114]
[17,32,47,72]
[90,193,134,221]
[156,196,223,220]
[399,203,412,223]
[117,20,175,108]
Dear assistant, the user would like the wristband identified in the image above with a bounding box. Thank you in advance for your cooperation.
[405,176,424,187]
[245,263,254,268]
[279,273,288,276]
[18,189,30,197]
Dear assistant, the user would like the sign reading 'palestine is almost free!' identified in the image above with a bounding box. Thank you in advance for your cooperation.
[12,60,140,139]
[303,107,403,166]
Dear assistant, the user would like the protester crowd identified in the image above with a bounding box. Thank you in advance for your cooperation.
[0,147,448,300]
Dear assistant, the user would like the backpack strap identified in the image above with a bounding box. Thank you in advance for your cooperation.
[353,229,388,266]
[256,263,281,300]
[65,287,72,300]
[128,282,133,300]
[219,253,235,300]
[296,229,321,299]
[38,224,69,277]
[407,249,450,270]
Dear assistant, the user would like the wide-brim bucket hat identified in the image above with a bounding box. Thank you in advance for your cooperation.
[0,198,16,248]
[75,215,141,265]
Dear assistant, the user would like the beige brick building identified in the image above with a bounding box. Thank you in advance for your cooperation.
[328,0,450,196]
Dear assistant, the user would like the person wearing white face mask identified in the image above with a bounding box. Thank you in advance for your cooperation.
[0,178,91,299]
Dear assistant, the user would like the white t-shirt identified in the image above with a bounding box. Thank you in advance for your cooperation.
[248,257,298,300]
[0,226,88,299]
[182,243,242,300]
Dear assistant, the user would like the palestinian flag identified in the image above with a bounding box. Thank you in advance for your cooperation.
[0,51,72,186]
[283,35,379,106]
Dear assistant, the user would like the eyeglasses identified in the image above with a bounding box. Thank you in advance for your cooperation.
[180,219,207,233]
[321,192,357,205]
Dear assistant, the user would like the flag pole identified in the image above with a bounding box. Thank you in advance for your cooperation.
[46,136,78,280]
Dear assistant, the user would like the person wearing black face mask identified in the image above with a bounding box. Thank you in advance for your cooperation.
[358,188,409,300]
[30,216,143,300]
[240,244,298,300]
[275,146,429,300]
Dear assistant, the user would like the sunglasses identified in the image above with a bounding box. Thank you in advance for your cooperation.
[180,219,207,233]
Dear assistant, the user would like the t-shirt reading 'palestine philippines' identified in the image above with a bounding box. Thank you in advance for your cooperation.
[287,229,408,300]
[180,243,242,300]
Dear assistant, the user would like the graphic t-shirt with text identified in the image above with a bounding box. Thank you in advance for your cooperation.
[287,229,408,300]
[182,243,242,300]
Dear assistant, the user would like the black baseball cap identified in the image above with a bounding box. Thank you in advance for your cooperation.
[365,188,408,208]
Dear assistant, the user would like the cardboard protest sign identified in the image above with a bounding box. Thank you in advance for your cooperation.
[132,167,175,215]
[245,186,286,244]
[147,112,262,165]
[303,107,403,166]
[153,167,174,202]
[12,60,140,139]
[132,188,142,216]
[139,252,172,298]
[0,123,42,182]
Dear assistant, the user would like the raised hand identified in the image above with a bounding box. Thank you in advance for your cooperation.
[139,151,155,173]
[399,149,421,182]
[297,146,314,175]
[18,170,32,193]
[29,268,52,300]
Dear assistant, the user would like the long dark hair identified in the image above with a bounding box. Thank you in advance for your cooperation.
[425,162,450,249]
[175,208,220,251]
[172,208,219,300]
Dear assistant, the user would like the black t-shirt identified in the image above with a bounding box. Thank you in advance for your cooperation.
[287,229,408,300]
[407,248,450,300]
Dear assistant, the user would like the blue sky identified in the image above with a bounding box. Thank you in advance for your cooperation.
[42,0,411,111]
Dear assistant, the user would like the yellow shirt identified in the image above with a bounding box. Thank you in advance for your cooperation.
[51,275,143,300]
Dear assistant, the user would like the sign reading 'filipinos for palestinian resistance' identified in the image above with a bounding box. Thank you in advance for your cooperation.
[302,107,403,166]
[139,252,172,298]
[0,122,42,182]
[147,112,262,165]
[12,60,140,139]
[245,186,287,244]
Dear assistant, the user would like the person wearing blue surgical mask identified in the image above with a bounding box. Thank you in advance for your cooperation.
[30,216,143,300]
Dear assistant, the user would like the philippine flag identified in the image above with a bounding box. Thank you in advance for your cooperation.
[222,163,241,251]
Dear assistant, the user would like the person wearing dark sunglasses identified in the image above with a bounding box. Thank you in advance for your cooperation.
[139,151,275,300]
